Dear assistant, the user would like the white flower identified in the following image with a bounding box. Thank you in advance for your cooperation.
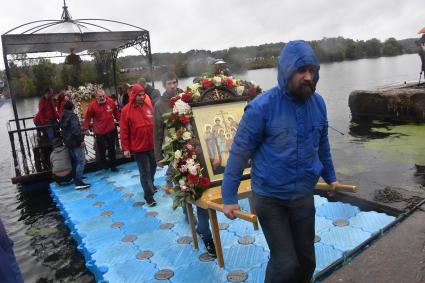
[173,99,191,115]
[192,155,197,160]
[178,178,187,191]
[186,158,195,166]
[164,136,173,145]
[213,76,222,86]
[192,90,201,101]
[236,85,245,96]
[188,164,199,176]
[182,131,192,140]
[178,177,188,191]
[190,83,201,92]
[174,150,182,160]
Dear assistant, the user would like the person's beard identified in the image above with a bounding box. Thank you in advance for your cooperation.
[287,81,315,102]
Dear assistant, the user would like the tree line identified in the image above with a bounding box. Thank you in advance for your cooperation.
[2,36,419,98]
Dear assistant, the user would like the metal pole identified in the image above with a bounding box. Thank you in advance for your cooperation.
[146,32,155,88]
[2,35,28,175]
[8,131,20,176]
[111,50,118,97]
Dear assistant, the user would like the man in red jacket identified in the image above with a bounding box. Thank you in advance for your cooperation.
[83,88,120,171]
[33,87,60,141]
[120,84,157,206]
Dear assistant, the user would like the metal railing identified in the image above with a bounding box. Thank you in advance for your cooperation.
[7,116,111,178]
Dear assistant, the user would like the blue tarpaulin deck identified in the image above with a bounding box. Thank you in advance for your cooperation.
[50,162,395,283]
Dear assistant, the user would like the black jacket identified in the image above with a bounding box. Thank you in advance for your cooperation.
[61,109,84,148]
[144,84,161,106]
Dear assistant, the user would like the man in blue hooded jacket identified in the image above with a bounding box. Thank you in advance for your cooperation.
[222,40,339,283]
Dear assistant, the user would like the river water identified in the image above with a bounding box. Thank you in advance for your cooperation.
[0,53,424,282]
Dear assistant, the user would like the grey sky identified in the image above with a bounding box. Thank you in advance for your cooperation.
[1,0,424,67]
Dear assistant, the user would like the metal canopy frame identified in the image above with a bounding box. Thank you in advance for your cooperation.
[2,0,154,176]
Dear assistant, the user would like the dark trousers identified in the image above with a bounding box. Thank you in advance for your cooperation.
[95,130,117,169]
[133,150,157,203]
[53,172,73,186]
[253,192,316,283]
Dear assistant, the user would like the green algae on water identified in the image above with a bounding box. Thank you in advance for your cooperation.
[364,124,425,165]
[26,226,58,236]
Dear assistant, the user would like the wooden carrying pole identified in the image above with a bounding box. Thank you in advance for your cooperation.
[207,201,257,224]
[315,182,357,193]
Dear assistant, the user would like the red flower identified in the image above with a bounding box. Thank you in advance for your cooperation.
[179,115,191,124]
[168,96,179,108]
[248,87,258,98]
[187,174,199,184]
[202,79,213,89]
[170,113,179,121]
[199,177,211,189]
[181,92,192,103]
[225,78,234,89]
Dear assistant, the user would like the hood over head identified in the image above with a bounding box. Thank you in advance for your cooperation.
[129,83,145,105]
[277,40,320,93]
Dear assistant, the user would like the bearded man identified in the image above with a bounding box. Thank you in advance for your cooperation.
[222,40,340,283]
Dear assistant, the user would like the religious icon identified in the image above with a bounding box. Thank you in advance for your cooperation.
[191,100,251,184]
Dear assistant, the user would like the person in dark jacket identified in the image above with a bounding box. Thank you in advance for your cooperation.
[0,217,24,283]
[137,77,161,105]
[83,88,120,171]
[153,72,216,258]
[62,100,90,189]
[33,87,59,141]
[50,138,73,185]
[222,40,340,283]
[154,72,182,189]
[120,84,157,207]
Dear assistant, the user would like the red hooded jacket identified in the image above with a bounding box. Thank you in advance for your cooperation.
[83,96,119,135]
[120,84,154,153]
[33,96,59,125]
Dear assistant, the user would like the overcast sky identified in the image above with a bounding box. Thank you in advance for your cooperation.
[1,0,424,68]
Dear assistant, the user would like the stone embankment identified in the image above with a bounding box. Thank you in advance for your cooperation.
[349,83,425,122]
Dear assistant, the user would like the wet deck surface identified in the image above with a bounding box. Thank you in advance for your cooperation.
[325,203,425,283]
[50,162,396,283]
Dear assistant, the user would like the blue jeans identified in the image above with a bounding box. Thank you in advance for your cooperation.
[133,150,157,203]
[253,192,316,283]
[69,147,86,184]
[183,206,212,242]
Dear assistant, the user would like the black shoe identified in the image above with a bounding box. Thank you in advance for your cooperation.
[204,239,217,258]
[147,200,157,207]
[111,167,119,172]
[75,182,90,190]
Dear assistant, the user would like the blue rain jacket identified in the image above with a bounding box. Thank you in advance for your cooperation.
[222,40,336,204]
